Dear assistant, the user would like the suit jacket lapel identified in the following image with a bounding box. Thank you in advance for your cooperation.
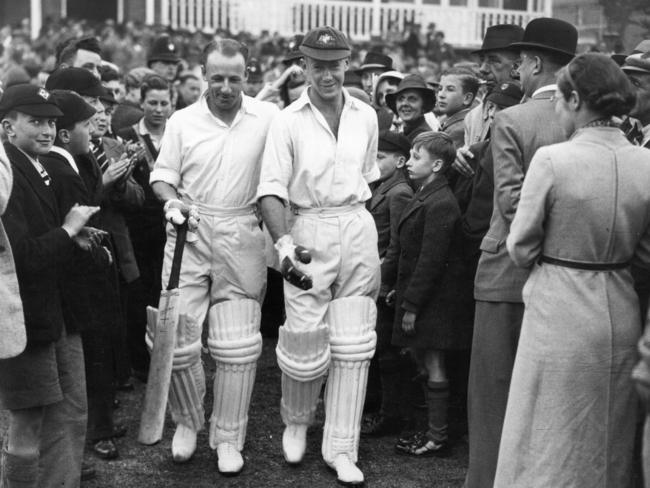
[369,171,406,211]
[398,176,448,229]
[5,143,59,221]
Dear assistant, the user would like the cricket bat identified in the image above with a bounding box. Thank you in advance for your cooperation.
[138,223,188,445]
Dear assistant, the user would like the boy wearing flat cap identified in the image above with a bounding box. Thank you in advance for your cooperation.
[0,84,99,488]
[258,26,380,486]
[362,131,413,437]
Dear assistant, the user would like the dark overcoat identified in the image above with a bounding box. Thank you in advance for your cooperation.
[369,169,413,259]
[382,175,473,350]
[1,142,74,343]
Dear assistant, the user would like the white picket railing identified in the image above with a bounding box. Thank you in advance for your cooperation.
[156,0,551,48]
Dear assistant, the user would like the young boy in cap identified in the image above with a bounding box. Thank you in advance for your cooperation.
[258,26,380,486]
[363,130,413,437]
[0,83,99,488]
[40,89,133,462]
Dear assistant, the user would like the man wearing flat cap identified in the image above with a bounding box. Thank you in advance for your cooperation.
[258,25,380,486]
[465,18,577,488]
[0,84,99,488]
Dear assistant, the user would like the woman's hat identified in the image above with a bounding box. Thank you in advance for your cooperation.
[622,41,650,75]
[354,52,393,75]
[509,18,577,59]
[471,24,524,55]
[385,74,436,115]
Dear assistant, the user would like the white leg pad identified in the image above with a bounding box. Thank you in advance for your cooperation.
[322,297,377,466]
[276,325,330,426]
[207,299,262,451]
[146,313,206,432]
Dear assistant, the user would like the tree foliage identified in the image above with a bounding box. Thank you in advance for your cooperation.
[599,0,650,34]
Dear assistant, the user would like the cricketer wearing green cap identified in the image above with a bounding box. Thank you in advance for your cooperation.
[258,25,380,487]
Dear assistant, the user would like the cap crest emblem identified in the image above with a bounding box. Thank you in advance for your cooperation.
[38,88,50,100]
[317,33,334,46]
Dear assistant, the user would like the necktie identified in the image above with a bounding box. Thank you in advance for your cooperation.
[91,139,109,172]
[34,158,51,186]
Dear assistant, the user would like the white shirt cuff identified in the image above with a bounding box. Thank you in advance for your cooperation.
[363,165,381,184]
[149,167,181,187]
[256,182,289,205]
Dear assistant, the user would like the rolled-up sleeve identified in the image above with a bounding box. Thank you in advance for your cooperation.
[506,148,554,267]
[150,115,182,187]
[362,114,380,184]
[257,114,293,204]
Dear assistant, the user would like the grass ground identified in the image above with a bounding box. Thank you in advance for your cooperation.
[1,337,468,488]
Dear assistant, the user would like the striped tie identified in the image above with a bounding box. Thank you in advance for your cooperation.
[91,139,109,172]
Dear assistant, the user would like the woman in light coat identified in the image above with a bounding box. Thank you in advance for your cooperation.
[494,53,650,488]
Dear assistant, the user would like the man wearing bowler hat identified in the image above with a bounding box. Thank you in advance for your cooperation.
[454,23,524,178]
[258,26,380,486]
[465,18,577,488]
[354,52,394,100]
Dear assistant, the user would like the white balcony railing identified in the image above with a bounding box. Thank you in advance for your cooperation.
[156,0,551,49]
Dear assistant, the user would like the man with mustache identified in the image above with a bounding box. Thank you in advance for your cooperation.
[149,39,279,476]
[258,26,380,487]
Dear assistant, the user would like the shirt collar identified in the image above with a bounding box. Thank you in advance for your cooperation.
[532,84,557,98]
[643,124,650,146]
[137,118,150,136]
[50,145,79,174]
[199,93,260,120]
[289,86,359,113]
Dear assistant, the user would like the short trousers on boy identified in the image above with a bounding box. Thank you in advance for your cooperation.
[0,333,78,410]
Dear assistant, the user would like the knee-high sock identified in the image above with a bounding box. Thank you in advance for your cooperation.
[276,325,330,426]
[2,449,38,488]
[426,380,449,444]
[145,313,205,432]
[207,299,262,450]
[322,297,377,465]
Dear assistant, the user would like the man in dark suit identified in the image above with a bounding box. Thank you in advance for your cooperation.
[0,84,98,488]
[465,18,578,488]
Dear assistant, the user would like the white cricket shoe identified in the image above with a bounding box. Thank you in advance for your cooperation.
[331,453,364,486]
[282,424,307,464]
[171,424,197,463]
[216,442,244,475]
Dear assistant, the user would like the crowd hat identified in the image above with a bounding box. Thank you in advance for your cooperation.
[471,24,525,55]
[344,70,363,88]
[148,35,180,65]
[49,89,96,129]
[486,81,524,108]
[299,26,351,61]
[99,86,117,105]
[283,34,305,65]
[247,58,264,83]
[45,67,105,97]
[622,41,650,75]
[354,52,393,74]
[0,84,63,119]
[385,74,436,115]
[509,18,578,59]
[378,130,411,158]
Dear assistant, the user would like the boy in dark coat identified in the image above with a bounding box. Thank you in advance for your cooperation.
[363,131,413,436]
[40,89,127,461]
[382,131,473,457]
[0,84,98,488]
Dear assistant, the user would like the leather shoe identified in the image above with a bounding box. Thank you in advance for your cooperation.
[91,439,119,460]
[81,461,96,481]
